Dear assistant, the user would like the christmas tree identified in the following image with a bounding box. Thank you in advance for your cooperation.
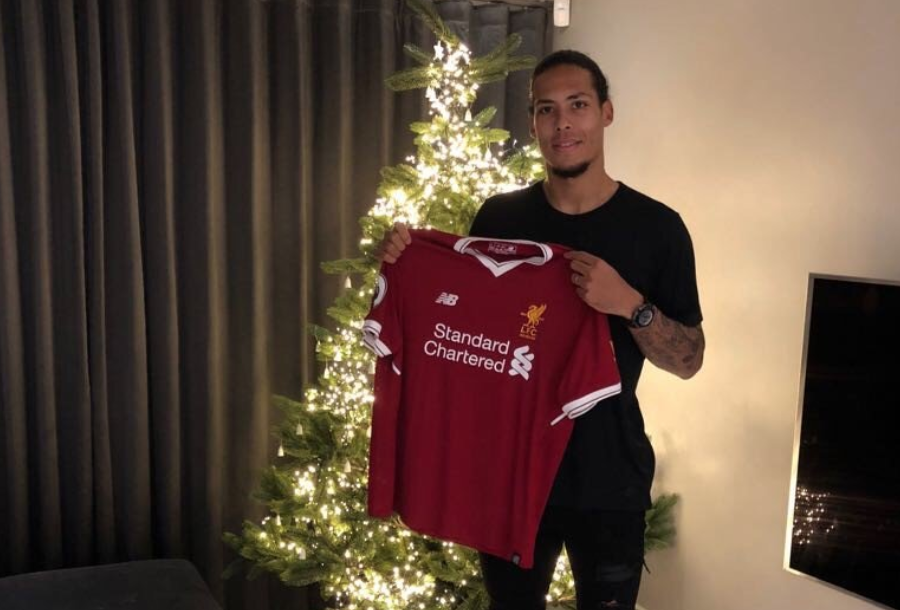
[225,2,677,608]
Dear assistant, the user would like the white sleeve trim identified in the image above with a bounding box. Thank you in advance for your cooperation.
[551,382,623,426]
[361,319,392,357]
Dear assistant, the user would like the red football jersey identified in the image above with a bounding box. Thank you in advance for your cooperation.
[363,229,621,567]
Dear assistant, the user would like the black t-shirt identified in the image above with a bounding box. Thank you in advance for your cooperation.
[469,181,703,510]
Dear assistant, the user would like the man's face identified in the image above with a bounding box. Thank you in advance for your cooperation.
[530,64,613,179]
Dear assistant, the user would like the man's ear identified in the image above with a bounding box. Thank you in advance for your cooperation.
[602,100,614,127]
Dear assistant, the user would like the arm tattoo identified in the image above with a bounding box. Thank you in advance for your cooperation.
[630,311,705,379]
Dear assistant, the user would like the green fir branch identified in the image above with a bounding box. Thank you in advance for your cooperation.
[644,493,679,552]
[409,121,432,134]
[469,33,523,70]
[484,128,511,144]
[282,563,335,588]
[324,286,372,326]
[402,43,434,66]
[506,55,538,73]
[378,163,420,190]
[306,324,332,344]
[472,106,497,127]
[385,65,435,91]
[455,587,490,610]
[320,257,374,275]
[406,0,458,44]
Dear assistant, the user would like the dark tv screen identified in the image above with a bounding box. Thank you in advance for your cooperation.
[787,274,900,609]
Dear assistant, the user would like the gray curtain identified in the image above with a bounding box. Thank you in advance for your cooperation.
[0,1,550,609]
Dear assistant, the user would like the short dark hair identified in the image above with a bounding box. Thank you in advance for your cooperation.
[529,50,609,112]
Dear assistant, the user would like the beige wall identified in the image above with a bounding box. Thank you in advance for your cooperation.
[555,1,900,609]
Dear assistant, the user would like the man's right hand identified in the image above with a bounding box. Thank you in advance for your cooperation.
[374,223,411,264]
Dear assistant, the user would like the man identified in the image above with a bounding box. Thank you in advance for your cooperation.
[377,50,704,610]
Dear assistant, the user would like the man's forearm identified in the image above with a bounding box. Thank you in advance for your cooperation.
[630,311,704,379]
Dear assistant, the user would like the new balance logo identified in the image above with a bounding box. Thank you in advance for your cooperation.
[435,293,459,306]
[508,345,534,381]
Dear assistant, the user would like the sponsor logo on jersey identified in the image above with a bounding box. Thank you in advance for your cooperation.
[519,303,547,340]
[422,322,533,380]
[487,242,518,256]
[508,345,535,380]
[435,292,459,306]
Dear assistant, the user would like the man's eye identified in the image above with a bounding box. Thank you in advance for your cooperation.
[537,106,552,115]
[573,100,588,109]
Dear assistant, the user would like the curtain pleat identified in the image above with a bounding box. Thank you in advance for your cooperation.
[104,0,154,561]
[176,0,229,589]
[0,1,551,608]
[221,0,272,529]
[354,2,398,203]
[49,0,93,569]
[0,1,30,577]
[71,0,116,567]
[16,0,65,570]
[309,0,355,322]
[220,0,275,605]
[140,0,184,560]
[297,5,316,398]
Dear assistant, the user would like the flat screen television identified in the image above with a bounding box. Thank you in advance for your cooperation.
[785,274,900,609]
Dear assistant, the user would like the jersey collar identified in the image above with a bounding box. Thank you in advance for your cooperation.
[453,237,554,278]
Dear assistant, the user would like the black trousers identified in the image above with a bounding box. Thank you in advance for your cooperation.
[479,507,646,610]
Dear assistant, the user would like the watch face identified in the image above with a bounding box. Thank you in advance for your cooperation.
[637,306,654,327]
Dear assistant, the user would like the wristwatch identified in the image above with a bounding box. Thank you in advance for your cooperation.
[629,301,656,329]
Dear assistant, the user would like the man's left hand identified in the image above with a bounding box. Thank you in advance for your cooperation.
[564,251,642,319]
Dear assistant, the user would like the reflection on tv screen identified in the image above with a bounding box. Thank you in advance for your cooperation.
[788,276,900,609]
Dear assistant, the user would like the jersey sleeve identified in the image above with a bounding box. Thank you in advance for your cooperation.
[552,311,622,426]
[362,262,403,373]
[652,213,703,328]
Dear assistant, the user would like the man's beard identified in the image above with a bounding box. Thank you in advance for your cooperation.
[550,161,590,179]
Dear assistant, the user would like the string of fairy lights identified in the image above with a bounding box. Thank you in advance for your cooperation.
[792,486,835,546]
[252,37,575,609]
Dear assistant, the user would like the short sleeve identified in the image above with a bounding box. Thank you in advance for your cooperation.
[552,311,622,425]
[468,205,490,238]
[652,214,703,328]
[362,262,403,373]
[469,196,503,238]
